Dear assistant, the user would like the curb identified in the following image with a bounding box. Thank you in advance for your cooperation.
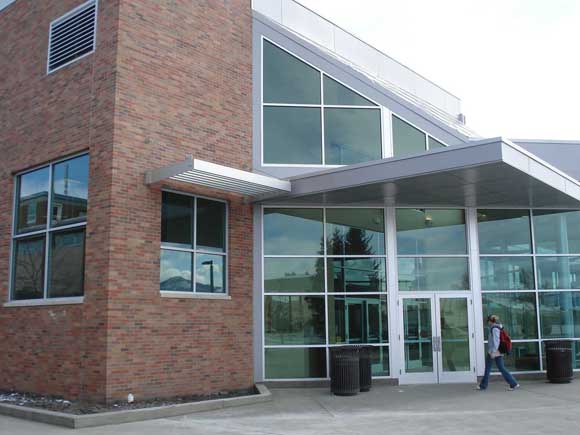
[0,384,272,429]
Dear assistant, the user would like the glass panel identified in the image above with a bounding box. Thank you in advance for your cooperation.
[161,192,193,248]
[537,257,580,290]
[477,209,532,254]
[160,249,192,291]
[323,76,376,106]
[263,106,322,164]
[403,298,433,373]
[370,346,390,376]
[12,236,46,300]
[326,208,385,255]
[392,116,426,157]
[16,167,49,233]
[533,210,580,254]
[542,341,580,370]
[398,258,469,291]
[480,257,534,290]
[48,229,85,298]
[327,258,386,292]
[195,253,225,293]
[324,108,382,165]
[396,209,466,255]
[539,292,580,338]
[264,295,325,345]
[488,342,540,372]
[51,155,89,226]
[428,136,446,149]
[264,258,324,293]
[482,293,538,339]
[440,298,470,372]
[265,347,327,379]
[263,40,320,105]
[328,295,388,344]
[196,198,226,253]
[264,208,323,255]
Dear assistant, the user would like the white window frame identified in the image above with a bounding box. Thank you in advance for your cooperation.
[9,152,89,303]
[160,189,229,296]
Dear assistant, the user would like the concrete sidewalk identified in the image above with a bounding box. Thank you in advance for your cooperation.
[2,381,580,434]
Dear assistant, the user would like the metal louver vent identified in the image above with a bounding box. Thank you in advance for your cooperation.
[47,0,97,73]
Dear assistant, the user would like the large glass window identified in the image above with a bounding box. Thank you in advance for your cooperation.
[11,154,89,300]
[537,257,580,290]
[539,292,580,339]
[478,209,532,254]
[160,192,227,294]
[480,257,535,291]
[392,115,426,157]
[398,257,470,291]
[262,40,381,166]
[482,293,538,340]
[533,210,580,255]
[263,207,389,380]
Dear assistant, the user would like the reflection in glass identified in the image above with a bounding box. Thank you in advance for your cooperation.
[324,108,382,165]
[51,155,89,226]
[265,296,325,345]
[161,192,193,248]
[480,257,534,290]
[477,209,531,254]
[264,258,324,293]
[440,298,470,372]
[263,106,322,164]
[396,209,466,255]
[327,258,386,292]
[323,76,375,106]
[369,346,390,376]
[326,208,385,255]
[403,298,433,373]
[398,257,469,291]
[482,293,538,340]
[428,137,446,149]
[392,115,426,157]
[195,254,225,293]
[539,292,580,338]
[487,342,539,372]
[328,295,388,344]
[537,257,580,290]
[16,167,49,233]
[265,347,327,379]
[160,249,192,291]
[48,229,85,297]
[263,40,321,105]
[196,198,226,252]
[533,210,580,254]
[264,208,323,255]
[12,236,45,300]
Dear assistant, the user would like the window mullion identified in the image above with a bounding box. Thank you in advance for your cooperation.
[320,73,325,165]
[43,163,54,299]
[193,196,197,293]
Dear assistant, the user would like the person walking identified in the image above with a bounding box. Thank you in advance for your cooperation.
[477,314,520,391]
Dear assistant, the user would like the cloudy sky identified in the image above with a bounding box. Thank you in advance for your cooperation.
[297,0,580,140]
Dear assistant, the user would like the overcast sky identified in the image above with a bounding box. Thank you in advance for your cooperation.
[297,0,580,140]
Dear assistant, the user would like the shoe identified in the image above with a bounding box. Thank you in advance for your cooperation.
[475,386,485,391]
[508,384,520,391]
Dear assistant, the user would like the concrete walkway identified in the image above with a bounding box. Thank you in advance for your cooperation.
[2,381,580,434]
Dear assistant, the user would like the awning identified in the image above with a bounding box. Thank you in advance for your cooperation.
[258,138,580,208]
[145,156,291,197]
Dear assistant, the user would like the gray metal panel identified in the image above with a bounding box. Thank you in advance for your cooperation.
[252,205,263,382]
[514,140,580,181]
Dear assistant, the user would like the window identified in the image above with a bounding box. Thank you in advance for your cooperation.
[262,39,382,166]
[11,154,89,300]
[392,115,447,157]
[263,207,389,379]
[47,0,97,74]
[160,192,227,294]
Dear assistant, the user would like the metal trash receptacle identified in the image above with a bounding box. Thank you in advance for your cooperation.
[545,340,573,384]
[330,347,360,396]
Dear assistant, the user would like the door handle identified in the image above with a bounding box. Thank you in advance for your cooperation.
[432,336,441,352]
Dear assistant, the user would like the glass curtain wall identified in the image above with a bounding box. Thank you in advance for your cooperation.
[263,207,389,379]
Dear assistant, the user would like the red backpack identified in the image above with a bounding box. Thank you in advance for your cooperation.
[498,327,512,355]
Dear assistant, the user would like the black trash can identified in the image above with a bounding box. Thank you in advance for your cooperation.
[545,340,574,383]
[330,347,360,396]
[358,346,372,392]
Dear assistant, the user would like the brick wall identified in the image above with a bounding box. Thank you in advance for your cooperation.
[0,0,119,402]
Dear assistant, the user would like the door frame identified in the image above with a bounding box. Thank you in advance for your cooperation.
[398,292,477,384]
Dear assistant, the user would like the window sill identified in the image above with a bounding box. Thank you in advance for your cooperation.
[160,291,231,300]
[3,297,84,308]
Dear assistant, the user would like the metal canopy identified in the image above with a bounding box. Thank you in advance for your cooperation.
[258,138,580,208]
[145,156,291,197]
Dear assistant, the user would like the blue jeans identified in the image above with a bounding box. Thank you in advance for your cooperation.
[479,354,518,389]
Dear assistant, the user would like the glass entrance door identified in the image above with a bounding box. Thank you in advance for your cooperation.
[399,294,475,384]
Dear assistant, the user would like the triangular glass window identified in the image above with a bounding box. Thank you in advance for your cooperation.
[323,76,377,106]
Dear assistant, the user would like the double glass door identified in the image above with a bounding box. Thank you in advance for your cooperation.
[399,294,476,384]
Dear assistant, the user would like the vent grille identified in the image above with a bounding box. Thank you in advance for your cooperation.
[47,0,97,73]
